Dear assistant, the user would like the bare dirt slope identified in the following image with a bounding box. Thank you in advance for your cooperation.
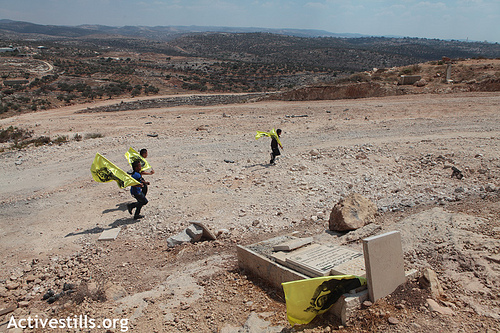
[1,91,499,332]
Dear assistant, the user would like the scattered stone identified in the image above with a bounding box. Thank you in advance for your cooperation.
[388,316,399,325]
[427,299,454,315]
[451,166,463,179]
[485,183,497,192]
[167,222,216,247]
[485,254,500,264]
[0,306,16,316]
[216,229,230,238]
[5,281,20,290]
[18,301,30,308]
[42,289,55,300]
[25,274,36,283]
[362,300,373,308]
[63,283,75,291]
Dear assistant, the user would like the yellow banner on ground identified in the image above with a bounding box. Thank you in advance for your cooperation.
[125,147,152,172]
[282,275,366,326]
[255,128,282,147]
[91,153,140,189]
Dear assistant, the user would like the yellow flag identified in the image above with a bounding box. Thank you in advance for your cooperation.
[255,128,282,147]
[91,153,140,189]
[125,147,152,172]
[282,275,366,326]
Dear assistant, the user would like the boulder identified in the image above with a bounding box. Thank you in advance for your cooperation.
[414,79,427,87]
[329,193,377,231]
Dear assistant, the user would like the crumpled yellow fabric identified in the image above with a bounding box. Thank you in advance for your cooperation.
[255,128,282,147]
[282,275,366,326]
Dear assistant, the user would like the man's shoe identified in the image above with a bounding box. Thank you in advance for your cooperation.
[127,204,133,215]
[133,215,144,220]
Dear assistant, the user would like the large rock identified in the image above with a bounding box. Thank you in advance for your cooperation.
[419,268,444,298]
[329,193,377,231]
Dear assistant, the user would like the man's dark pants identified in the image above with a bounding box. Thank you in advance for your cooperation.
[130,192,148,217]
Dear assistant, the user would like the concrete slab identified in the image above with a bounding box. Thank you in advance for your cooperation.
[363,231,406,302]
[399,75,421,85]
[186,224,203,242]
[98,228,121,241]
[166,229,192,247]
[330,255,366,277]
[275,244,365,278]
[237,243,309,290]
[238,236,368,326]
[273,237,313,251]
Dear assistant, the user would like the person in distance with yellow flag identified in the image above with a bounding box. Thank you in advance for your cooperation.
[255,128,283,165]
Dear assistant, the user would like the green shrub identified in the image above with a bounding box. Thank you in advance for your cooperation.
[0,126,32,143]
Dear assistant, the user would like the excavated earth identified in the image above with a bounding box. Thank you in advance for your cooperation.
[0,90,499,332]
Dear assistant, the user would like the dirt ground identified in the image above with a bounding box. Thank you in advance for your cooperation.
[0,91,499,332]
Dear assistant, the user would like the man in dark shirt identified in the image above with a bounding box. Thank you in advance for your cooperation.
[127,160,149,219]
[270,128,283,165]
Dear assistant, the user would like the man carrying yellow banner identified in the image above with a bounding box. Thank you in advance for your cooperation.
[127,160,149,219]
[282,275,366,326]
[125,147,154,196]
[255,128,283,165]
[125,147,152,172]
[91,153,140,189]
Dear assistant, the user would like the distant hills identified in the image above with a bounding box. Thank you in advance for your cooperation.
[1,19,500,73]
[0,19,365,40]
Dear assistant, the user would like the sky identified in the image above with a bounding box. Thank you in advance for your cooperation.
[1,0,499,43]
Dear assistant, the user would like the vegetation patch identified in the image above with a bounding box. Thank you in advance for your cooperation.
[0,126,102,152]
